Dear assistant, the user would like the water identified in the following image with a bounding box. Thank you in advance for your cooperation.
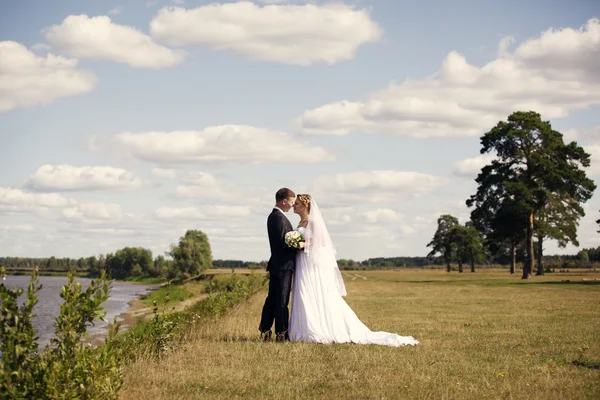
[1,275,153,346]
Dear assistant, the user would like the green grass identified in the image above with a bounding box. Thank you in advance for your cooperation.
[122,276,166,285]
[121,269,600,399]
[138,279,210,308]
[140,284,194,307]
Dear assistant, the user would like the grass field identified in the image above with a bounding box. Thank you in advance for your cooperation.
[120,269,600,399]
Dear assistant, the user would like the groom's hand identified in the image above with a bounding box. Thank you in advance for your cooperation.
[299,242,306,249]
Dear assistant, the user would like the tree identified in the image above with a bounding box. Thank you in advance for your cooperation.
[169,230,212,277]
[427,215,459,272]
[452,222,485,273]
[534,193,582,275]
[87,256,99,276]
[579,249,590,263]
[98,254,106,273]
[105,247,153,279]
[152,255,169,277]
[467,161,528,274]
[470,111,595,279]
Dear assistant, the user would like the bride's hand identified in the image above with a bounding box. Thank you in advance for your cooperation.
[299,242,305,249]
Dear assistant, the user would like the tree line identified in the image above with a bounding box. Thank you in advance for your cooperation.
[428,111,597,278]
[1,230,213,281]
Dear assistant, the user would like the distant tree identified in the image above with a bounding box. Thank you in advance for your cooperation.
[131,264,143,277]
[452,222,485,273]
[169,230,212,277]
[97,254,106,271]
[152,255,169,277]
[469,111,595,279]
[105,247,153,279]
[579,249,590,263]
[427,215,459,272]
[87,256,99,276]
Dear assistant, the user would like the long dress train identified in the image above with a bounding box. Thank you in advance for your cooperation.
[289,227,419,347]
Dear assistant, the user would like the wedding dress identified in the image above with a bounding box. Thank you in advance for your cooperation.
[288,200,419,347]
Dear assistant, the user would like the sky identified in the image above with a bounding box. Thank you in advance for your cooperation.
[1,0,600,262]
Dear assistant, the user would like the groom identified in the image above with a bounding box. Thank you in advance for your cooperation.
[259,187,297,342]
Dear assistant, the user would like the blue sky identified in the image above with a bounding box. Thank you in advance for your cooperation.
[1,0,599,261]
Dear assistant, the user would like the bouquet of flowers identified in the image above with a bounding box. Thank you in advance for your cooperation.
[285,230,304,249]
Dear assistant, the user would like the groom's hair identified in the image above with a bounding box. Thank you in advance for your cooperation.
[275,188,295,202]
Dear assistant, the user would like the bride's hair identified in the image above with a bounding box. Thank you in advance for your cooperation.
[296,194,312,212]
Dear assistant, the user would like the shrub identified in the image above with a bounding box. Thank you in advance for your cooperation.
[0,267,123,399]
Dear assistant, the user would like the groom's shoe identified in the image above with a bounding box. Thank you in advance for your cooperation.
[276,331,290,343]
[260,330,272,342]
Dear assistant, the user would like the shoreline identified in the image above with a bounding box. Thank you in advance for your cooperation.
[87,291,159,346]
[86,284,211,346]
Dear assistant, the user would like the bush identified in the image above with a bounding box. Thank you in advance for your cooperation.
[115,272,265,362]
[0,267,123,399]
[0,267,266,398]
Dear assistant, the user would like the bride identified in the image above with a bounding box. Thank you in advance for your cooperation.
[288,194,419,347]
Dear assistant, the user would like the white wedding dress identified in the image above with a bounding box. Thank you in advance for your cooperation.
[288,202,419,347]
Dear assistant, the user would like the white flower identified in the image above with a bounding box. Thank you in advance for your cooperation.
[285,230,304,249]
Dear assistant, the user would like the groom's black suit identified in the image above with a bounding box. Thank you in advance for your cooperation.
[259,208,296,339]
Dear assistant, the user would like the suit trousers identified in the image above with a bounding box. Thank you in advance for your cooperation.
[259,270,293,335]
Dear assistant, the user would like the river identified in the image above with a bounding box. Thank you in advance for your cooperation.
[2,275,153,346]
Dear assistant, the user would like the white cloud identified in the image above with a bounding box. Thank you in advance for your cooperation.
[584,144,600,176]
[0,41,97,112]
[155,205,251,219]
[563,128,580,142]
[172,171,273,207]
[44,14,186,69]
[0,187,73,215]
[175,172,223,198]
[361,208,403,223]
[567,125,600,143]
[312,170,445,205]
[299,18,600,138]
[0,187,71,207]
[150,1,381,65]
[62,202,124,221]
[322,206,354,227]
[496,36,515,58]
[27,164,144,191]
[95,125,334,165]
[151,168,177,179]
[453,155,496,177]
[559,126,600,176]
[1,224,35,232]
[108,6,123,15]
[31,43,51,51]
[181,171,218,186]
[72,227,137,236]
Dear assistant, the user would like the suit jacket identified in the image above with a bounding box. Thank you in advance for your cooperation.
[266,208,296,272]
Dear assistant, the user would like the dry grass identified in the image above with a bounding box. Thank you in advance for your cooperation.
[120,269,600,399]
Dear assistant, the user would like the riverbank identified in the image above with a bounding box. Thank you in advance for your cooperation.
[87,269,267,345]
